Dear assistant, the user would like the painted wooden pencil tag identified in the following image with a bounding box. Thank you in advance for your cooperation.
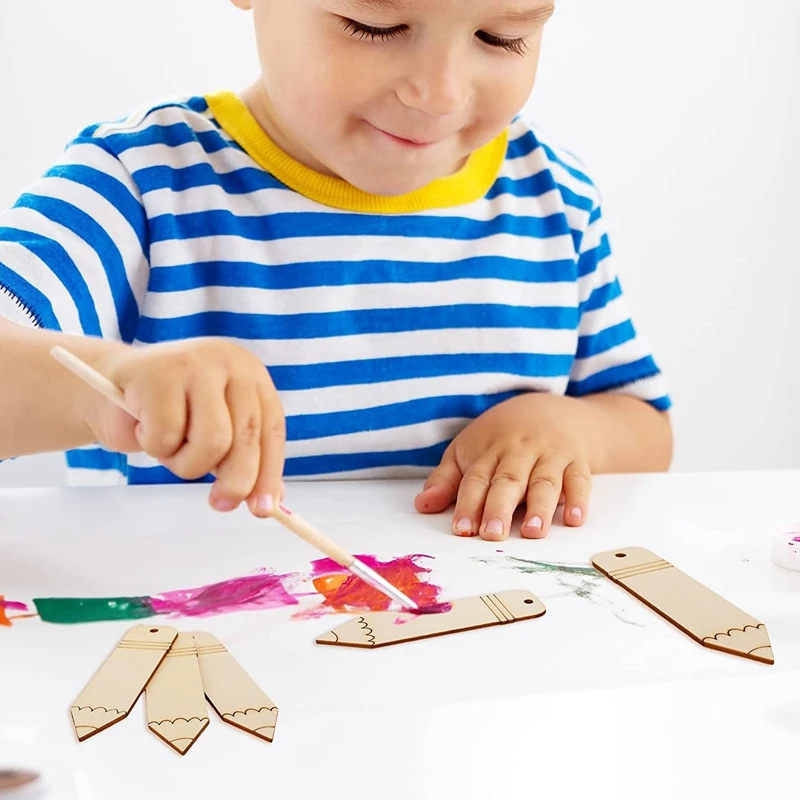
[70,625,178,741]
[145,632,209,755]
[316,590,546,649]
[193,632,278,742]
[592,547,774,664]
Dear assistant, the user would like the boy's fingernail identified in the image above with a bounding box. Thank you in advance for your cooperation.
[525,516,544,530]
[570,507,583,520]
[213,498,236,512]
[454,517,474,536]
[484,519,504,536]
[256,494,275,515]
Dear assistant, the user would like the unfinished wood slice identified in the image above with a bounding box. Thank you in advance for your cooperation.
[145,632,209,755]
[316,590,546,649]
[70,625,178,741]
[592,547,774,664]
[193,632,278,743]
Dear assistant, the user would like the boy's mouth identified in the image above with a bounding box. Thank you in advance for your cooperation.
[369,123,439,149]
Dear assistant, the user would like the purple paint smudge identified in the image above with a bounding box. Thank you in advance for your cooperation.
[150,572,300,618]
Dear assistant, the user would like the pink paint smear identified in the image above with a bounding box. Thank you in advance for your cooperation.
[150,571,302,618]
[0,599,28,613]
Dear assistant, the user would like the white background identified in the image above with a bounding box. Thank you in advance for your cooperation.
[0,0,798,486]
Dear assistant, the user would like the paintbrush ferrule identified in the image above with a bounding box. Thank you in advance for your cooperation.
[349,559,419,610]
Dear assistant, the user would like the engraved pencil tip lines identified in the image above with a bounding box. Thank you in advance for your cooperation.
[70,706,127,741]
[148,717,210,755]
[357,617,377,646]
[702,623,774,664]
[219,707,279,742]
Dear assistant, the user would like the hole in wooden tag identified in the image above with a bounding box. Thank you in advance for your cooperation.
[524,599,534,604]
[615,553,627,558]
[149,628,159,633]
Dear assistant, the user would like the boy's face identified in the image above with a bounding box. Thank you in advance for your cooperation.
[233,0,555,196]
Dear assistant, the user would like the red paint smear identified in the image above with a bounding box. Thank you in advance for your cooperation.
[295,554,445,619]
[150,572,300,618]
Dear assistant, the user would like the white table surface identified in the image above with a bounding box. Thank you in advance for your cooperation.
[1,470,799,800]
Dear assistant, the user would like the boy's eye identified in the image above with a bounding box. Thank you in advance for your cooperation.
[476,31,530,56]
[340,18,409,42]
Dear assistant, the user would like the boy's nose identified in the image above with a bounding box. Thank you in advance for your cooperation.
[397,49,472,119]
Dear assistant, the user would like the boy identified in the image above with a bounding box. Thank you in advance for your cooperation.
[0,0,672,542]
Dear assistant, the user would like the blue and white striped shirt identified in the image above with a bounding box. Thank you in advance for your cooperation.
[0,92,670,485]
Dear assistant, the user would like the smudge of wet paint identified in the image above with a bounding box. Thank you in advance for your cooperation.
[1,596,30,626]
[33,596,156,625]
[150,572,301,618]
[473,552,644,627]
[6,554,446,627]
[0,599,28,613]
[295,554,446,619]
[28,571,303,624]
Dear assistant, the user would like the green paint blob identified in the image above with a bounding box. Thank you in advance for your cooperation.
[33,596,155,624]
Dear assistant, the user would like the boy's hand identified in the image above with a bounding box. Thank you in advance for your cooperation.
[414,393,595,540]
[85,339,285,517]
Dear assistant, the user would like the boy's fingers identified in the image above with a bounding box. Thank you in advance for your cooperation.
[248,387,286,517]
[562,461,591,527]
[209,381,262,511]
[164,377,232,482]
[134,380,188,460]
[520,458,565,539]
[414,450,463,517]
[447,456,496,537]
[478,455,533,541]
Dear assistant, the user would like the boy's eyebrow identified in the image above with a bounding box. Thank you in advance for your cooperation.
[497,4,556,24]
[343,1,556,23]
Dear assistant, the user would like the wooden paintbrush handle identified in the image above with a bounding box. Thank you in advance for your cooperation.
[271,504,353,568]
[50,345,136,417]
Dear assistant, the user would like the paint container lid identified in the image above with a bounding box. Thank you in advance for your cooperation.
[772,524,800,572]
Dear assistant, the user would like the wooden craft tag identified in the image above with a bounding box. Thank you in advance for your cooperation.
[592,547,774,664]
[145,632,209,755]
[70,625,178,741]
[316,590,546,649]
[193,632,278,742]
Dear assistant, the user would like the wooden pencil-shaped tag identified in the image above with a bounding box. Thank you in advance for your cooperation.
[70,625,178,741]
[193,632,278,742]
[316,590,546,649]
[145,632,209,755]
[592,547,774,664]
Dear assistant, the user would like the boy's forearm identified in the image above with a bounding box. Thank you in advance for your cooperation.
[580,393,673,474]
[0,319,125,458]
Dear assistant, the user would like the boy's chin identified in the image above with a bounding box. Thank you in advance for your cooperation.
[345,170,443,198]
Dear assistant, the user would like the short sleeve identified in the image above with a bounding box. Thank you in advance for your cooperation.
[0,131,150,341]
[567,201,671,411]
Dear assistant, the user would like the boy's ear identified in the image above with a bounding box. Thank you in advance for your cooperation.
[229,0,253,9]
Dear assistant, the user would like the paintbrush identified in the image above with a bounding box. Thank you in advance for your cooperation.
[49,345,419,611]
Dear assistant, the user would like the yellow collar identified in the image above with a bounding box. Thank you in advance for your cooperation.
[205,91,507,214]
